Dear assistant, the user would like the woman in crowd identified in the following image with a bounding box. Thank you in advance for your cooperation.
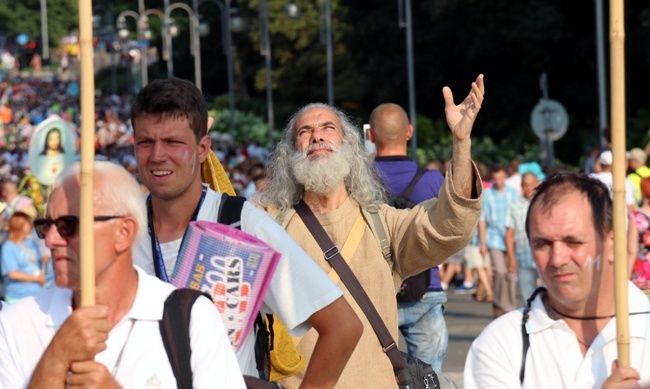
[1,211,46,303]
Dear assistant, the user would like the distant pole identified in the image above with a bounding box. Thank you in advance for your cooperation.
[399,0,417,158]
[325,0,333,105]
[225,0,235,137]
[165,0,172,78]
[260,0,274,148]
[137,0,148,87]
[595,0,608,146]
[40,0,49,61]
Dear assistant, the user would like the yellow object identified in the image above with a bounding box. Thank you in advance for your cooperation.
[268,316,306,381]
[201,149,236,196]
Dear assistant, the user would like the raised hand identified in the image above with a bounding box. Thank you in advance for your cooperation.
[442,74,485,142]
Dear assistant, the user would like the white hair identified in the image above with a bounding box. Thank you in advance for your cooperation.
[255,103,388,213]
[56,161,147,245]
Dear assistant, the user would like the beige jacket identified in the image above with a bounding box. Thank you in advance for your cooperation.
[272,164,483,388]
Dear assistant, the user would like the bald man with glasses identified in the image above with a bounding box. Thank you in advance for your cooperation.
[0,161,245,388]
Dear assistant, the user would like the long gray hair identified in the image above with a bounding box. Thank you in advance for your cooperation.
[255,103,388,213]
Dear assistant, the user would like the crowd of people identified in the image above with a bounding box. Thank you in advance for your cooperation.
[0,69,648,389]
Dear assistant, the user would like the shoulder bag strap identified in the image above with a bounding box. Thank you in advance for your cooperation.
[400,166,427,200]
[294,200,407,372]
[361,205,392,267]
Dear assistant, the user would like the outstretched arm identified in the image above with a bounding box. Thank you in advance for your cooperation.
[443,74,485,198]
[300,297,363,389]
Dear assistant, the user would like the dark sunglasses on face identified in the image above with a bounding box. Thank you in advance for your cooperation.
[33,215,123,239]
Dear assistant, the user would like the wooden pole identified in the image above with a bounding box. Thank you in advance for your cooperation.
[610,0,630,367]
[78,0,96,307]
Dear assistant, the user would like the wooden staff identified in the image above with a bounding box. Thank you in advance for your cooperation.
[610,0,630,367]
[78,0,97,307]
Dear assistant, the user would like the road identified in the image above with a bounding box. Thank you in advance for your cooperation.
[439,292,495,386]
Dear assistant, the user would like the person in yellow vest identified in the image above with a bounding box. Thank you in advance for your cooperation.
[627,147,650,206]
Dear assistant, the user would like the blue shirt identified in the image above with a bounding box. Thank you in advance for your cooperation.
[505,195,535,269]
[482,185,519,251]
[1,240,43,301]
[375,156,445,289]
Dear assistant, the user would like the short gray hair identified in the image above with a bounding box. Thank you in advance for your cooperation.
[56,161,147,245]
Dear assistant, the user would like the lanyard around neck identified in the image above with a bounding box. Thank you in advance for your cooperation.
[147,186,206,282]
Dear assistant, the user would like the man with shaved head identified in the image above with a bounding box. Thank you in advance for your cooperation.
[368,103,448,371]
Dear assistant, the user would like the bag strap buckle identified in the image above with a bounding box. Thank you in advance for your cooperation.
[382,342,397,353]
[323,246,340,261]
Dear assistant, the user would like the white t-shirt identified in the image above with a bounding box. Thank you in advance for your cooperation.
[134,187,343,376]
[589,171,638,206]
[0,266,245,388]
[464,282,650,388]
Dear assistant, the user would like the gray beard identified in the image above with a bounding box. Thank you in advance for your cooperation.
[290,143,352,196]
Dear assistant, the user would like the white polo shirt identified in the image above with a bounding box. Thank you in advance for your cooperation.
[0,266,245,388]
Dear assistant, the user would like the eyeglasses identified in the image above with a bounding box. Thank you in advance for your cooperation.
[33,215,123,239]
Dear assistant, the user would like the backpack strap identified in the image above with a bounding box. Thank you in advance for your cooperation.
[218,193,247,228]
[400,166,427,200]
[520,287,547,384]
[160,288,210,389]
[361,204,393,269]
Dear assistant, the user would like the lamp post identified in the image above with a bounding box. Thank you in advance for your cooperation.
[319,0,334,105]
[166,3,202,91]
[197,0,235,137]
[398,0,417,158]
[116,9,165,89]
[40,0,49,63]
[259,0,274,148]
[285,1,333,105]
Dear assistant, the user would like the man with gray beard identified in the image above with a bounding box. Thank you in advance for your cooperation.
[255,74,485,388]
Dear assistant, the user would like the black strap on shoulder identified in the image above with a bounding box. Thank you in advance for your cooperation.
[218,193,247,229]
[400,166,427,200]
[520,286,547,384]
[160,288,211,389]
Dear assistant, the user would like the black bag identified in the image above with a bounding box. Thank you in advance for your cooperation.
[396,351,441,389]
[389,167,431,303]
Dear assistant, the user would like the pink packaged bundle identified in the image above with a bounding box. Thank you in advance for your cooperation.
[171,220,281,350]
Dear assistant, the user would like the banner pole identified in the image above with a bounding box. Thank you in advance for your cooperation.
[610,0,630,367]
[78,0,97,308]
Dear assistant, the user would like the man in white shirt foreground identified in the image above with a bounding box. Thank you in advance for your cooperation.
[0,161,245,388]
[465,171,650,388]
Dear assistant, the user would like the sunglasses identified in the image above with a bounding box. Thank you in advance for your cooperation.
[34,215,123,239]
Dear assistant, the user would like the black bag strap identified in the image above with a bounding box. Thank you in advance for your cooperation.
[400,166,427,200]
[294,201,408,373]
[519,286,547,384]
[218,193,247,228]
[160,288,210,389]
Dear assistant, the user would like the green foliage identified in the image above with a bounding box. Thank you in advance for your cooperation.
[208,107,269,145]
[0,0,78,50]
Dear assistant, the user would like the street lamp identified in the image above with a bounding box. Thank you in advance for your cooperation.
[398,0,417,157]
[197,0,236,137]
[285,1,334,105]
[116,9,165,89]
[165,3,202,91]
[260,0,274,148]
